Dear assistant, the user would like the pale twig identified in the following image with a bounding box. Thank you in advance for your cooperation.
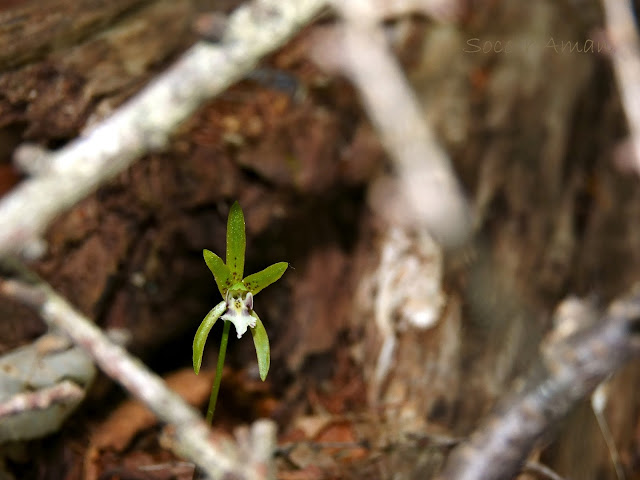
[591,383,626,480]
[0,380,86,442]
[311,0,471,247]
[436,284,640,480]
[0,0,327,257]
[601,0,640,175]
[0,276,275,480]
[0,380,83,418]
[523,461,568,480]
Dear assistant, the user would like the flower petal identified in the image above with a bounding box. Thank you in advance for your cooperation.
[192,301,226,374]
[243,262,288,295]
[203,249,233,296]
[222,291,255,338]
[226,201,246,282]
[250,311,270,381]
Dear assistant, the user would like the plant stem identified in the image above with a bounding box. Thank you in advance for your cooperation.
[194,322,231,479]
[206,320,230,423]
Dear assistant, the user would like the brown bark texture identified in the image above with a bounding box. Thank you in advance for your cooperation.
[1,1,639,479]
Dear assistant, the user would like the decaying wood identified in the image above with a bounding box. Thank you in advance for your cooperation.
[436,285,640,480]
[2,0,640,478]
[0,0,194,141]
[0,273,275,480]
[0,0,327,257]
[0,0,149,70]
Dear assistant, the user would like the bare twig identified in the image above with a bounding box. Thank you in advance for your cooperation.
[591,383,626,480]
[601,0,640,175]
[523,461,568,480]
[436,284,640,480]
[0,328,96,442]
[0,380,86,442]
[0,380,84,418]
[0,0,327,257]
[0,276,275,480]
[311,0,471,247]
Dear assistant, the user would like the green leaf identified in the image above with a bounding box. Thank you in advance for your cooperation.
[226,201,246,282]
[193,301,226,375]
[243,262,288,296]
[203,250,233,296]
[250,311,270,381]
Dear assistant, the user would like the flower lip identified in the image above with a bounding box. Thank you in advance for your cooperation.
[222,290,255,338]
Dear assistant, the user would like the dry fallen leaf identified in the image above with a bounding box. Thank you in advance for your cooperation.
[84,368,215,480]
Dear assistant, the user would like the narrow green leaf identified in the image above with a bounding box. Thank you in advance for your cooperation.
[193,301,226,375]
[250,311,270,381]
[203,250,233,296]
[243,262,288,296]
[226,201,246,282]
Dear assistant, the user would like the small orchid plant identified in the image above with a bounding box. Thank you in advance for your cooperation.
[193,201,287,422]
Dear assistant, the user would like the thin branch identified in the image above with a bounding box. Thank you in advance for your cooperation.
[523,461,568,480]
[311,0,471,247]
[0,275,275,480]
[601,0,640,175]
[591,383,626,480]
[0,380,84,418]
[0,0,327,257]
[0,380,86,443]
[436,284,640,480]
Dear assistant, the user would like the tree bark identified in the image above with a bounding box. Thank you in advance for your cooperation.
[1,1,639,479]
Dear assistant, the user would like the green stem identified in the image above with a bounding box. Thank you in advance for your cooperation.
[194,322,231,480]
[206,320,230,423]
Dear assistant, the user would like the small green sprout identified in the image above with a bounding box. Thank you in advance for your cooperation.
[193,201,287,423]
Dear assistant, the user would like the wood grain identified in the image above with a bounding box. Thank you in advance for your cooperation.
[0,0,149,70]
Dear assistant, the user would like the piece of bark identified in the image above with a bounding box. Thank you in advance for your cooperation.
[0,0,149,70]
[436,285,640,480]
[0,0,194,139]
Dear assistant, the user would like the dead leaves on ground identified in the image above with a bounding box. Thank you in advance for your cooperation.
[84,368,216,480]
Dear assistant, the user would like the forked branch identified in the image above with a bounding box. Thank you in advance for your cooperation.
[436,284,640,480]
